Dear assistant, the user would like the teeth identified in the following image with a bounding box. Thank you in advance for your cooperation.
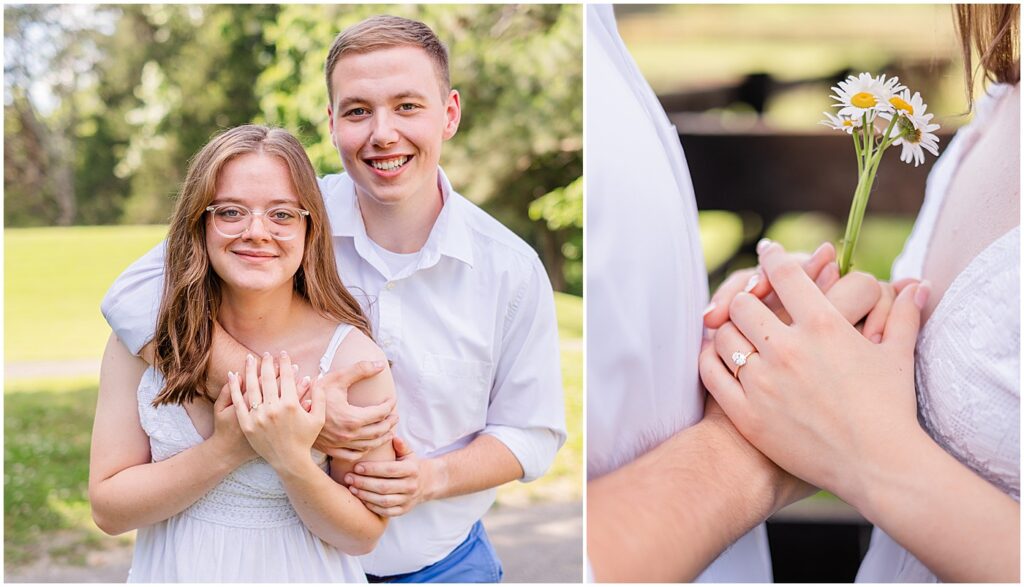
[371,156,409,171]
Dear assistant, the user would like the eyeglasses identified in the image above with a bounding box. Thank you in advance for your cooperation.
[205,204,310,241]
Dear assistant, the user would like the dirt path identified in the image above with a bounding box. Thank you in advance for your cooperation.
[5,500,582,583]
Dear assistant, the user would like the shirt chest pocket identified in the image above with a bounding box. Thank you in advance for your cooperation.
[406,353,492,453]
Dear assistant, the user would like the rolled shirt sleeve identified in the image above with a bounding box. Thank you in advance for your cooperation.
[482,256,567,482]
[100,241,167,356]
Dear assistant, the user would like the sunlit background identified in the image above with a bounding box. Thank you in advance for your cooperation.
[616,4,968,286]
[4,4,581,581]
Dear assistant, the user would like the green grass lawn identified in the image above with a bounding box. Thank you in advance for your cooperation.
[3,223,584,568]
[5,225,168,363]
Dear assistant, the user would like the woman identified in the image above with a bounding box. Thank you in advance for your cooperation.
[89,125,395,581]
[701,4,1019,582]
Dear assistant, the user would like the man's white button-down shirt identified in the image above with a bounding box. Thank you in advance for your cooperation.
[586,5,771,581]
[101,167,566,576]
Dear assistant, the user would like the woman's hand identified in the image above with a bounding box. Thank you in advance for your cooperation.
[230,352,323,471]
[211,380,256,465]
[704,240,838,329]
[700,243,930,507]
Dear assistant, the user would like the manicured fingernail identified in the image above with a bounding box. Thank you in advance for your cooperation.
[228,371,236,382]
[281,350,289,359]
[292,364,299,372]
[813,241,830,258]
[743,274,760,293]
[302,375,311,385]
[246,354,254,364]
[372,360,386,369]
[263,352,272,359]
[349,486,358,495]
[316,372,324,381]
[914,281,931,310]
[870,334,882,343]
[702,302,716,317]
[756,238,772,254]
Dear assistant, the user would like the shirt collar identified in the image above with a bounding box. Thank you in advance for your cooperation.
[324,167,474,269]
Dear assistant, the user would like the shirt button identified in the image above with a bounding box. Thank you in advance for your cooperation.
[385,281,396,290]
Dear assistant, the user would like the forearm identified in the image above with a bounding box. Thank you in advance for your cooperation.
[850,429,1020,582]
[425,435,525,501]
[90,436,245,535]
[587,418,783,582]
[276,458,386,555]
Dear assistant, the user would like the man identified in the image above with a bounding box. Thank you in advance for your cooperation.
[102,15,566,583]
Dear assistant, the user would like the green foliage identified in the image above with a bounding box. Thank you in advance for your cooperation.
[4,378,106,567]
[5,5,582,292]
[530,177,582,294]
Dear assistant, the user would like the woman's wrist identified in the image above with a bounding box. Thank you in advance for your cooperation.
[838,424,935,522]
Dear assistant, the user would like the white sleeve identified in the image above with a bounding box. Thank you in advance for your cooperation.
[100,241,167,356]
[482,255,567,482]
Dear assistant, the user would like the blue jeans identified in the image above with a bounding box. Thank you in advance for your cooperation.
[366,521,503,583]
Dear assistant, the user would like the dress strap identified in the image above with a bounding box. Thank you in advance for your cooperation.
[319,324,355,375]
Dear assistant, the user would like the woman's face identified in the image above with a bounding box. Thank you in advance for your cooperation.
[206,152,306,296]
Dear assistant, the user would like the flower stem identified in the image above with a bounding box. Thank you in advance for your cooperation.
[838,114,900,275]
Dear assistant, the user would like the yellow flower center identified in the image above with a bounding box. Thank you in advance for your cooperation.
[851,92,877,109]
[890,96,914,114]
[842,120,854,127]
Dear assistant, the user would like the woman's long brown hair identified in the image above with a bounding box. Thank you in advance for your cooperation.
[955,4,1020,111]
[152,125,372,406]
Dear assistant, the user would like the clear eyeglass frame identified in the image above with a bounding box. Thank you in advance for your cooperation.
[205,204,310,241]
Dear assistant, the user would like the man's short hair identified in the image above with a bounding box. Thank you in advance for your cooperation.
[325,15,451,104]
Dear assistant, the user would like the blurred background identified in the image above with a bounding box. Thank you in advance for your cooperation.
[615,3,967,582]
[4,4,581,581]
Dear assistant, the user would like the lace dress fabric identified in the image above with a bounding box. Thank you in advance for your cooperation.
[128,324,367,582]
[855,84,1020,582]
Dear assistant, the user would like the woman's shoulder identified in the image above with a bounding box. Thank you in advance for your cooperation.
[327,325,387,372]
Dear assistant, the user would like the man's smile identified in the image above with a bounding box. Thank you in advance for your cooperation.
[365,155,412,175]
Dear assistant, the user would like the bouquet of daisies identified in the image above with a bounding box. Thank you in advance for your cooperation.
[822,72,941,274]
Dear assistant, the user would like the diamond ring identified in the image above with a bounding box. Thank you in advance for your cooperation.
[731,351,754,378]
[250,401,262,410]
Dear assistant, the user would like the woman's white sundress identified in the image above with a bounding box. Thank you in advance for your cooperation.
[855,84,1020,582]
[128,324,368,582]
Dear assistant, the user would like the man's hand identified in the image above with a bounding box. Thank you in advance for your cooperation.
[344,437,436,517]
[311,361,398,461]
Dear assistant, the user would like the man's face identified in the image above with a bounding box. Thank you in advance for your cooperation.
[328,46,460,209]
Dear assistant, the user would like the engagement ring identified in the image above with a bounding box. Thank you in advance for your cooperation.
[731,351,754,378]
[250,401,262,410]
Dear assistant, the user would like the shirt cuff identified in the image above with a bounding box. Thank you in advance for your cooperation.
[482,424,564,483]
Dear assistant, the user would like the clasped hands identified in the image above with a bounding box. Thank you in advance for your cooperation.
[210,352,427,517]
[699,240,930,510]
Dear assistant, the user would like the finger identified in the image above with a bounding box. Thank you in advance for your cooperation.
[727,292,786,353]
[861,282,895,343]
[346,397,398,430]
[214,381,232,411]
[704,268,758,329]
[823,271,881,326]
[803,241,837,281]
[245,354,262,408]
[713,322,757,378]
[261,352,279,403]
[365,503,404,518]
[393,435,415,459]
[759,243,840,324]
[892,277,919,294]
[815,261,840,293]
[698,338,749,424]
[352,460,413,479]
[278,351,297,402]
[228,371,251,426]
[882,281,929,356]
[310,373,326,423]
[321,360,388,399]
[345,474,412,496]
[323,446,365,460]
[344,413,399,444]
[297,375,312,402]
[349,487,409,509]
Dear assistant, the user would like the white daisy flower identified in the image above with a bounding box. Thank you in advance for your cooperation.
[891,114,941,167]
[878,89,934,131]
[820,111,863,134]
[831,72,905,120]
